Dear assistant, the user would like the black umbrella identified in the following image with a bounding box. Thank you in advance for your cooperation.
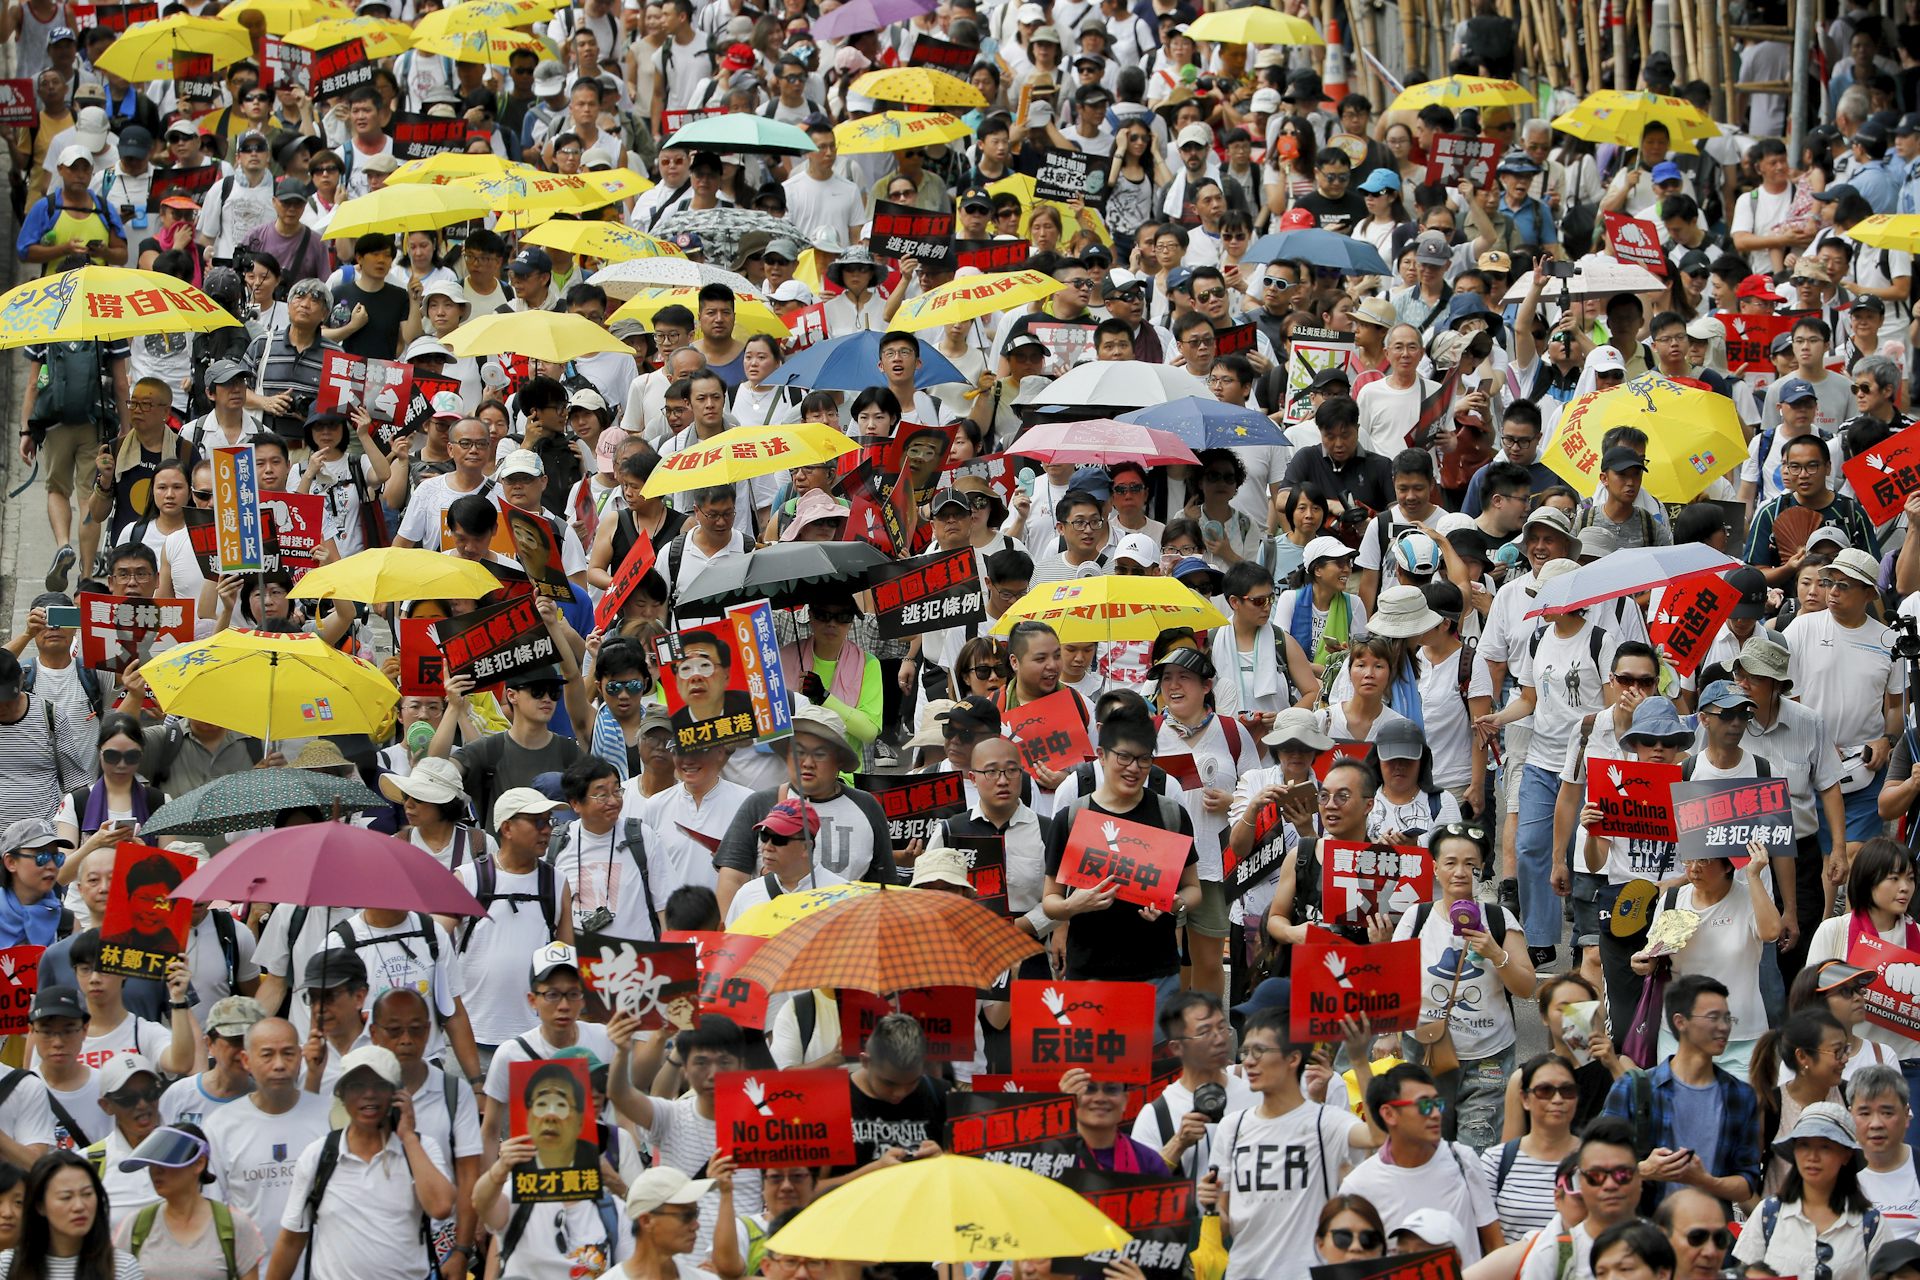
[678,542,892,612]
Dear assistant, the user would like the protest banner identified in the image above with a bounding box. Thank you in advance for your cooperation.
[594,529,657,631]
[0,79,36,128]
[870,200,955,269]
[1282,330,1360,425]
[1422,133,1501,186]
[576,935,698,1028]
[907,33,974,75]
[1122,1059,1184,1124]
[149,163,221,211]
[429,594,558,686]
[836,988,977,1061]
[1005,689,1096,778]
[715,1069,855,1168]
[174,53,220,102]
[1311,1248,1461,1280]
[869,546,985,640]
[504,505,577,604]
[1290,937,1421,1042]
[397,617,448,696]
[394,372,460,443]
[507,1059,600,1202]
[310,39,372,101]
[853,770,965,849]
[654,601,792,752]
[1054,1170,1196,1280]
[77,594,193,674]
[392,112,468,160]
[1215,322,1257,358]
[1844,420,1920,524]
[666,931,772,1028]
[1715,312,1793,374]
[1586,758,1684,842]
[260,490,326,578]
[1852,931,1920,1040]
[661,107,725,133]
[945,1092,1078,1157]
[940,452,1021,508]
[955,239,1029,273]
[1602,212,1668,275]
[314,350,414,424]
[1033,148,1105,208]
[781,303,829,354]
[947,834,1008,914]
[98,844,196,980]
[211,445,265,573]
[1313,740,1373,781]
[1028,320,1097,375]
[1320,842,1432,927]
[74,2,159,31]
[1011,980,1154,1084]
[0,946,42,1036]
[1057,809,1190,912]
[1221,794,1298,901]
[1647,572,1738,678]
[1673,777,1794,863]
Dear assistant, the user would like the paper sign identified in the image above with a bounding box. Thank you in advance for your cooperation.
[781,302,829,354]
[429,594,557,686]
[1027,320,1096,376]
[1054,1169,1196,1280]
[1033,148,1106,209]
[1010,979,1154,1084]
[1313,740,1374,782]
[260,490,326,578]
[1005,689,1095,779]
[870,199,955,269]
[853,770,965,849]
[503,505,577,604]
[310,38,372,101]
[391,112,467,161]
[506,1058,600,1202]
[397,372,461,443]
[1603,212,1668,276]
[1647,573,1738,678]
[955,240,1029,273]
[835,987,977,1061]
[1282,334,1361,425]
[654,601,793,753]
[149,163,221,211]
[1422,133,1501,187]
[945,1092,1077,1156]
[174,53,219,103]
[1586,758,1684,842]
[1843,419,1920,525]
[0,79,35,128]
[680,931,771,1028]
[842,458,922,559]
[715,1069,855,1168]
[594,529,657,631]
[98,843,196,979]
[661,106,725,133]
[907,32,974,74]
[396,617,449,697]
[315,350,414,424]
[1214,322,1256,358]
[1311,1248,1462,1280]
[1057,808,1190,911]
[1715,312,1793,374]
[77,593,193,674]
[1221,799,1291,902]
[940,452,1021,509]
[1672,777,1794,862]
[1289,937,1421,1042]
[210,445,265,573]
[1319,842,1432,927]
[869,546,985,640]
[1852,931,1920,1039]
[947,834,1008,914]
[0,946,43,1036]
[76,2,160,31]
[576,934,697,1028]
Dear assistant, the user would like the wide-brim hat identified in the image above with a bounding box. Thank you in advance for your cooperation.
[378,756,471,808]
[772,700,860,772]
[1368,585,1443,639]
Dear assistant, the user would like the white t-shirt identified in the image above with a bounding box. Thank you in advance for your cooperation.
[1355,377,1436,458]
[1339,1140,1499,1265]
[643,1095,762,1254]
[205,1091,336,1245]
[724,866,849,927]
[32,1013,169,1073]
[1219,1102,1357,1280]
[1644,878,1769,1041]
[44,1074,109,1150]
[781,170,862,241]
[1155,715,1260,882]
[1129,1070,1258,1178]
[454,861,566,1044]
[159,1071,248,1129]
[0,1070,57,1152]
[1393,901,1523,1060]
[1784,609,1905,751]
[1861,1154,1920,1241]
[1731,184,1799,273]
[1512,624,1616,770]
[396,472,490,546]
[552,821,665,942]
[482,1024,620,1107]
[281,1130,449,1280]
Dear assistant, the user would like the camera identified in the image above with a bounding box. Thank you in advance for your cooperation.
[1892,611,1920,662]
[1544,260,1581,280]
[579,905,614,934]
[1192,1082,1228,1123]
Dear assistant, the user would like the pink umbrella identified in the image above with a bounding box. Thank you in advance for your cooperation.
[1009,419,1202,468]
[173,824,487,915]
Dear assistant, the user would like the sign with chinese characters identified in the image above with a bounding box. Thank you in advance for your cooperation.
[1586,758,1684,843]
[1033,148,1105,209]
[1318,842,1431,928]
[1422,134,1501,187]
[1004,689,1095,778]
[392,112,467,161]
[0,947,42,1036]
[428,594,557,686]
[1027,321,1097,376]
[653,601,791,753]
[1647,573,1738,678]
[1603,212,1668,276]
[870,199,955,269]
[1672,777,1793,863]
[661,107,726,134]
[1053,1170,1196,1280]
[98,843,197,979]
[507,1059,600,1202]
[576,934,698,1029]
[852,770,965,849]
[1852,931,1920,1039]
[869,546,985,640]
[939,452,1021,509]
[174,53,220,103]
[907,32,974,74]
[835,988,977,1061]
[149,163,221,211]
[77,593,193,674]
[1221,797,1292,902]
[397,617,448,697]
[1843,419,1920,525]
[594,529,656,631]
[211,444,265,573]
[781,303,829,355]
[259,490,326,579]
[1310,1248,1462,1280]
[73,1,160,30]
[1313,740,1374,781]
[315,350,413,424]
[665,930,772,1029]
[1010,979,1154,1084]
[945,1092,1077,1157]
[1289,937,1421,1042]
[1282,331,1359,426]
[948,833,1008,914]
[1715,311,1793,374]
[310,38,372,101]
[715,1069,855,1168]
[0,79,36,128]
[504,505,577,604]
[1057,809,1189,912]
[955,240,1028,273]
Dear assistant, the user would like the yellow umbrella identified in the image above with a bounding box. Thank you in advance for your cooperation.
[388,154,531,187]
[610,287,790,340]
[412,0,549,39]
[581,168,655,203]
[223,0,353,35]
[767,1155,1131,1262]
[457,170,606,231]
[1184,7,1323,44]
[850,66,986,109]
[283,15,411,56]
[987,173,1114,248]
[321,183,493,239]
[890,268,1067,332]
[989,576,1229,642]
[729,883,879,936]
[139,628,399,742]
[1845,214,1920,253]
[93,14,255,81]
[522,220,683,263]
[1550,90,1719,154]
[288,547,504,604]
[411,26,554,60]
[442,311,630,363]
[642,423,859,498]
[1389,75,1534,111]
[0,266,242,349]
[1541,373,1746,504]
[834,111,971,155]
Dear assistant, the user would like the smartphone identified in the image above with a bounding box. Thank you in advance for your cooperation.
[1448,899,1484,935]
[45,605,79,629]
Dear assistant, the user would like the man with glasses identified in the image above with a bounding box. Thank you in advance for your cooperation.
[479,944,615,1165]
[457,785,576,1056]
[926,727,1050,935]
[1131,992,1254,1176]
[195,130,275,267]
[1296,151,1367,235]
[1170,310,1220,381]
[1744,435,1879,585]
[1099,272,1169,362]
[1758,315,1854,435]
[1342,1063,1499,1264]
[721,797,840,926]
[1515,1118,1645,1280]
[80,375,186,574]
[1463,418,1552,520]
[244,277,338,444]
[1034,488,1111,584]
[1356,324,1437,458]
[242,177,329,288]
[393,416,501,550]
[1654,1187,1736,1279]
[1839,351,1911,453]
[88,1050,174,1226]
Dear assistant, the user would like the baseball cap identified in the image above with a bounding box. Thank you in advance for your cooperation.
[1165,266,1195,293]
[530,941,580,983]
[1374,717,1423,761]
[626,1167,714,1218]
[1357,168,1401,193]
[958,185,992,211]
[1250,87,1281,113]
[117,126,152,159]
[771,279,816,305]
[273,177,307,202]
[567,387,610,415]
[1769,331,1795,357]
[304,948,368,991]
[205,358,250,390]
[1303,534,1354,568]
[1414,232,1451,266]
[165,118,199,140]
[1147,645,1214,683]
[204,996,267,1039]
[1496,153,1541,176]
[1601,445,1646,473]
[98,1053,160,1097]
[497,448,544,479]
[1114,531,1159,567]
[1650,160,1684,184]
[1676,249,1713,276]
[509,246,553,276]
[56,143,93,168]
[929,487,972,516]
[1309,365,1352,391]
[1065,464,1111,500]
[1727,566,1767,620]
[1806,524,1853,553]
[47,24,74,41]
[494,787,565,828]
[1776,376,1818,406]
[1874,1238,1920,1280]
[1737,273,1784,301]
[431,391,465,421]
[1697,679,1755,713]
[1005,331,1047,360]
[29,986,87,1024]
[1175,122,1213,150]
[3,817,70,852]
[1621,695,1689,744]
[403,336,454,363]
[757,797,821,839]
[336,1045,404,1089]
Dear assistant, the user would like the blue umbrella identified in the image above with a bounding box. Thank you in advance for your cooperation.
[1241,229,1392,275]
[764,330,967,392]
[1118,397,1287,449]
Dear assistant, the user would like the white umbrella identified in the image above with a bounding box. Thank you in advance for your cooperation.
[1031,359,1212,411]
[1507,253,1665,299]
[589,258,756,300]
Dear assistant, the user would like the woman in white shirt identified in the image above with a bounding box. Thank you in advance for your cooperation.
[729,335,804,427]
[116,459,191,558]
[1350,169,1411,261]
[1732,1102,1887,1280]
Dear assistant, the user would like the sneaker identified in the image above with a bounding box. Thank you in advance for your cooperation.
[872,739,900,768]
[1529,945,1558,971]
[45,544,75,593]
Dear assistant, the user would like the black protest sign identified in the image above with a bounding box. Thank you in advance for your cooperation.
[428,594,558,685]
[949,834,1008,914]
[870,199,955,269]
[310,39,372,102]
[1312,1248,1462,1280]
[86,2,160,32]
[1222,799,1290,901]
[1215,322,1257,357]
[908,33,974,75]
[955,239,1029,273]
[1055,1170,1197,1280]
[149,163,221,211]
[1032,148,1105,209]
[853,770,965,849]
[868,545,984,639]
[392,112,468,161]
[1673,777,1795,861]
[398,372,461,443]
[174,53,220,103]
[946,1092,1077,1156]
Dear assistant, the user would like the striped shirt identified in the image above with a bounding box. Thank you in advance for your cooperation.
[1481,1142,1564,1243]
[0,694,96,833]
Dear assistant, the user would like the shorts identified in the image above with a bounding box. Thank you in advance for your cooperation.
[38,421,94,499]
[1184,879,1231,939]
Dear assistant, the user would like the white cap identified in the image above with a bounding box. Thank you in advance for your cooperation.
[97,1053,159,1096]
[75,106,108,152]
[1016,2,1045,20]
[1435,511,1477,536]
[336,1045,403,1089]
[581,147,614,169]
[421,278,466,305]
[1114,531,1160,567]
[567,387,610,414]
[1250,87,1282,113]
[430,390,464,419]
[1176,122,1214,150]
[1685,316,1724,342]
[497,448,544,479]
[56,142,94,168]
[1531,557,1580,590]
[493,786,564,828]
[403,336,454,362]
[1303,534,1354,567]
[772,279,817,304]
[1393,1208,1471,1257]
[1588,345,1626,374]
[625,1167,715,1218]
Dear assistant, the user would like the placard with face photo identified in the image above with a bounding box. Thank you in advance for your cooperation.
[97,843,197,979]
[507,1058,602,1202]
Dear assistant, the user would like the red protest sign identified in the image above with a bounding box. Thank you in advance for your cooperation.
[78,593,194,675]
[955,240,1029,273]
[260,490,326,578]
[1010,980,1155,1085]
[1715,312,1793,373]
[1843,419,1920,524]
[945,1092,1078,1156]
[715,1069,855,1168]
[315,351,414,423]
[782,303,829,354]
[98,843,197,979]
[1319,842,1431,928]
[1313,740,1373,781]
[594,528,656,631]
[1289,937,1422,1043]
[1005,689,1095,778]
[1647,572,1738,677]
[1215,322,1257,357]
[852,770,965,849]
[835,987,977,1061]
[1853,931,1920,1039]
[1422,133,1501,187]
[939,451,1020,508]
[392,112,467,160]
[672,931,771,1029]
[1154,753,1202,791]
[505,1058,601,1202]
[1057,809,1190,912]
[1586,758,1684,842]
[0,79,35,128]
[398,617,447,696]
[1602,212,1668,276]
[0,946,43,1036]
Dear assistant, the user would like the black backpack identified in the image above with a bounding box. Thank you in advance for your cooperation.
[302,1130,436,1280]
[461,856,562,950]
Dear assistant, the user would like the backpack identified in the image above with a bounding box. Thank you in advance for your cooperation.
[1527,621,1607,684]
[498,1192,621,1271]
[303,1130,436,1280]
[1573,500,1658,547]
[130,1200,238,1280]
[550,818,656,930]
[461,856,563,950]
[29,340,107,435]
[20,660,103,718]
[1150,712,1245,760]
[270,907,442,1000]
[1759,1194,1881,1255]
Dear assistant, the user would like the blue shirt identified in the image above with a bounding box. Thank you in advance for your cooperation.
[1851,155,1904,214]
[1602,1062,1763,1201]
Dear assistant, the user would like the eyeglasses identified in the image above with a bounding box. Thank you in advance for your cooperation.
[1782,461,1826,474]
[603,679,648,696]
[1611,673,1659,690]
[1816,578,1865,592]
[1681,1227,1734,1251]
[1579,1165,1636,1187]
[192,488,213,501]
[1105,747,1152,771]
[971,765,1023,780]
[101,748,142,766]
[1239,1042,1286,1062]
[451,438,489,451]
[1703,706,1753,723]
[1501,434,1539,447]
[244,92,270,102]
[1854,382,1881,393]
[10,850,65,869]
[107,1084,161,1106]
[1685,1009,1733,1025]
[1063,517,1105,531]
[1527,1082,1580,1101]
[965,494,993,510]
[1326,1229,1382,1251]
[1382,1095,1447,1116]
[650,1206,700,1222]
[812,609,856,624]
[791,745,837,764]
[310,164,342,175]
[238,142,268,152]
[1179,334,1216,348]
[533,988,586,1004]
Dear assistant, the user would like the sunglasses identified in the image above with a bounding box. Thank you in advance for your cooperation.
[603,678,648,695]
[1527,1082,1580,1101]
[813,610,856,624]
[757,830,798,846]
[517,682,564,700]
[1681,1227,1734,1251]
[108,1084,161,1106]
[1382,1096,1446,1117]
[1435,821,1487,843]
[1326,1229,1382,1251]
[1612,673,1659,690]
[11,849,66,868]
[101,748,143,766]
[1580,1166,1636,1187]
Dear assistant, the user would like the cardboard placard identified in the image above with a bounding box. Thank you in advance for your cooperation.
[939,451,1021,508]
[1154,753,1201,791]
[1057,808,1190,912]
[429,593,558,686]
[576,934,698,1028]
[1586,758,1684,842]
[396,372,461,444]
[1027,320,1096,375]
[1843,419,1920,525]
[842,458,920,558]
[397,616,448,696]
[594,528,657,631]
[149,163,222,212]
[945,1092,1077,1156]
[211,444,265,573]
[955,239,1028,273]
[1647,573,1738,677]
[653,601,793,752]
[1672,778,1794,863]
[853,770,965,849]
[1004,689,1095,778]
[504,504,577,604]
[1602,212,1668,276]
[715,1068,855,1168]
[1054,1169,1196,1280]
[1214,322,1257,358]
[835,987,977,1061]
[1033,148,1105,209]
[315,350,414,424]
[1422,133,1502,187]
[98,843,197,979]
[1311,1248,1461,1280]
[76,1,160,31]
[173,53,220,103]
[1221,799,1293,901]
[781,302,829,354]
[1714,312,1793,374]
[1289,937,1421,1042]
[948,833,1008,915]
[907,33,974,75]
[77,593,193,674]
[392,112,468,161]
[1319,842,1432,928]
[667,930,771,1029]
[1010,979,1154,1084]
[506,1058,601,1202]
[310,39,372,102]
[870,199,955,269]
[0,79,36,128]
[1852,931,1920,1039]
[260,490,326,578]
[869,546,985,640]
[1312,740,1374,782]
[0,946,43,1036]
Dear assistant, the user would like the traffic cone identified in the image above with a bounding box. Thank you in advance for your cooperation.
[1324,16,1348,103]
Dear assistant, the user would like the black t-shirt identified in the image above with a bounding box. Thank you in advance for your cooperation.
[1295,189,1369,236]
[332,276,411,360]
[1043,792,1197,982]
[1281,446,1396,519]
[841,1075,950,1172]
[111,441,172,540]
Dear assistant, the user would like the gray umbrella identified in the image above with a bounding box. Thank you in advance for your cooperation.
[655,208,807,269]
[143,768,388,839]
